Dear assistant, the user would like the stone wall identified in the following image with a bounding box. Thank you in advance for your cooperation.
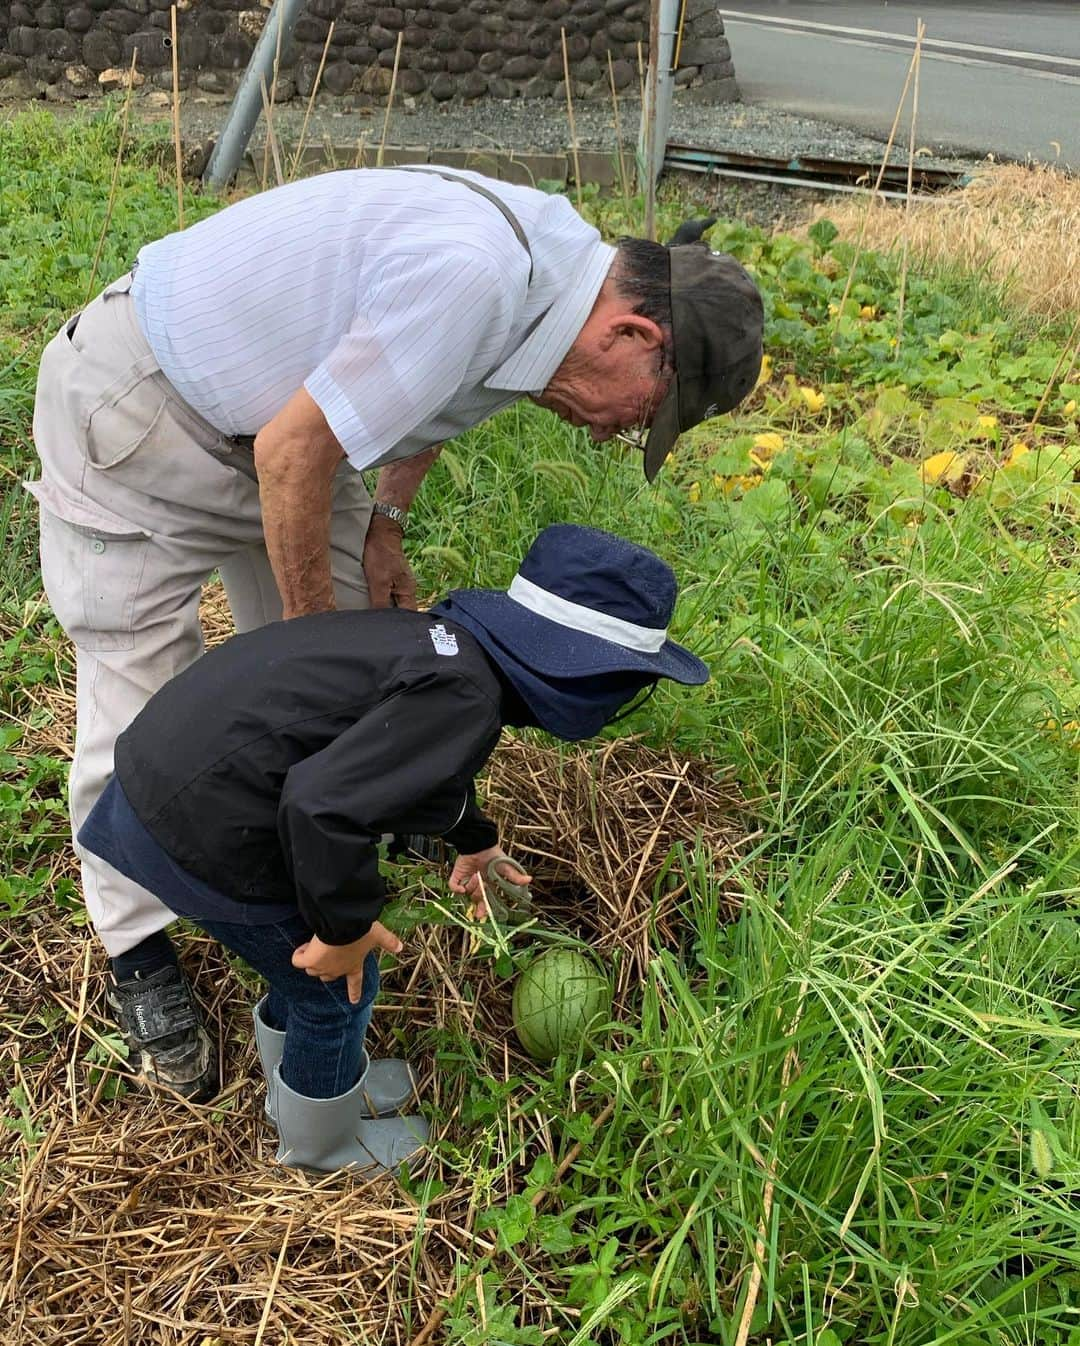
[0,0,736,106]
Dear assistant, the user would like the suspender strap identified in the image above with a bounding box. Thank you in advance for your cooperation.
[396,165,534,283]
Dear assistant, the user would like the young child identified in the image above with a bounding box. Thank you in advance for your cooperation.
[78,524,708,1174]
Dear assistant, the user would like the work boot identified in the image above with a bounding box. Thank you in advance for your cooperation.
[253,996,418,1127]
[107,964,217,1102]
[273,1065,429,1175]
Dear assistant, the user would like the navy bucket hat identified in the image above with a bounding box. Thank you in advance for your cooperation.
[431,525,708,740]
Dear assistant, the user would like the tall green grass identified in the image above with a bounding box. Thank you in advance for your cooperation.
[1,107,1078,1343]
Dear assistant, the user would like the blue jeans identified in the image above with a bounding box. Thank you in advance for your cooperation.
[198,913,379,1100]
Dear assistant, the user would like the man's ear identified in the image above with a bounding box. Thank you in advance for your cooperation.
[609,313,664,352]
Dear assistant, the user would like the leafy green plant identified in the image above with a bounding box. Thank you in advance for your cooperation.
[0,108,1078,1345]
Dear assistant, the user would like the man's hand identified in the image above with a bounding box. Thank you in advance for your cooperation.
[363,513,418,610]
[366,446,442,609]
[450,846,532,920]
[291,921,403,1004]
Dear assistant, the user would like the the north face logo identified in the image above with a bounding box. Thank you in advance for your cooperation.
[429,623,459,656]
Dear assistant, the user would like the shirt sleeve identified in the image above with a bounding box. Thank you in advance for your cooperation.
[304,248,520,471]
[441,785,499,855]
[277,670,502,945]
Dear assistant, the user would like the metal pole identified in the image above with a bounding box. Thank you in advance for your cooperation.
[637,0,679,239]
[640,0,661,240]
[652,0,679,182]
[202,0,307,193]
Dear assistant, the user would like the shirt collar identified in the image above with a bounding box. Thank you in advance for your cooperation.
[484,240,616,394]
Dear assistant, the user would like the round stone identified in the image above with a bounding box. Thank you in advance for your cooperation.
[368,24,397,50]
[65,7,93,33]
[121,30,170,68]
[360,63,393,93]
[398,67,425,93]
[503,54,539,78]
[9,26,38,58]
[82,30,120,69]
[607,57,633,89]
[461,69,487,97]
[321,58,356,94]
[294,15,330,43]
[100,11,140,35]
[462,27,493,52]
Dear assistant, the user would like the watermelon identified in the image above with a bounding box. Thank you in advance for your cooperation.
[511,949,611,1061]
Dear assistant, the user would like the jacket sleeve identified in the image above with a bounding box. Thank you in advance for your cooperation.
[441,785,499,855]
[277,671,501,945]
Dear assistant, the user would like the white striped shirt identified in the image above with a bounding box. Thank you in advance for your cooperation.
[131,168,614,471]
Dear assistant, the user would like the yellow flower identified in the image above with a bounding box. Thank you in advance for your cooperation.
[1064,399,1077,416]
[888,337,898,348]
[752,432,785,457]
[828,302,840,316]
[859,304,877,319]
[1004,441,1030,467]
[688,481,701,503]
[974,414,999,437]
[921,450,967,485]
[725,474,759,494]
[798,386,826,413]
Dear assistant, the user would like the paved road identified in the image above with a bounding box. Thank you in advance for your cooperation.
[719,3,1080,168]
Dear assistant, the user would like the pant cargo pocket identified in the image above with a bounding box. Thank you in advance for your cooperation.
[26,479,151,654]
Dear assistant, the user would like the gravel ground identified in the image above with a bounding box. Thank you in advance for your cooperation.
[169,88,978,173]
[4,82,984,234]
[151,87,981,232]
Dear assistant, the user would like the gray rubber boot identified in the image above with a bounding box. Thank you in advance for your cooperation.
[252,998,286,1126]
[273,1065,429,1174]
[253,996,419,1126]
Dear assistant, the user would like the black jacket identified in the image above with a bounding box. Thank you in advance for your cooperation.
[115,610,503,945]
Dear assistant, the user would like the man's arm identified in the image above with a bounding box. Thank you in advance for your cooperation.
[364,447,442,610]
[253,388,344,619]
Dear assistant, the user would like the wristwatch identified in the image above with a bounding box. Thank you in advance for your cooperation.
[373,501,408,531]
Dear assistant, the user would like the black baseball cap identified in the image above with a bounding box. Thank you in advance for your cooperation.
[644,246,764,482]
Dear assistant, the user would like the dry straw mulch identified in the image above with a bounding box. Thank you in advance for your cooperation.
[2,590,753,1345]
[813,162,1080,322]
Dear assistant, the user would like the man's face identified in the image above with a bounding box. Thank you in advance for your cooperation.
[533,312,672,446]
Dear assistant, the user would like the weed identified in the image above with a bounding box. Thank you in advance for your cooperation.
[0,108,1077,1344]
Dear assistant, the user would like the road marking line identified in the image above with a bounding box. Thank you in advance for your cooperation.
[717,9,1080,70]
[723,19,1080,88]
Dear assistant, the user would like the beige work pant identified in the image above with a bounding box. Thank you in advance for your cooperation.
[29,274,372,957]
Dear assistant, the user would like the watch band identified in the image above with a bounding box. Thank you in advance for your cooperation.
[373,501,408,531]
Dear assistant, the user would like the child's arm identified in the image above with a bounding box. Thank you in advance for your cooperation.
[277,672,502,945]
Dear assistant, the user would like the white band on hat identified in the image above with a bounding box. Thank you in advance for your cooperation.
[507,574,668,653]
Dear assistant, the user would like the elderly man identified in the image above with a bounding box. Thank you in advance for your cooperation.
[30,165,763,1099]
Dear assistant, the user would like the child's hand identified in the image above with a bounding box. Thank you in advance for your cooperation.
[450,846,532,920]
[291,922,403,1004]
